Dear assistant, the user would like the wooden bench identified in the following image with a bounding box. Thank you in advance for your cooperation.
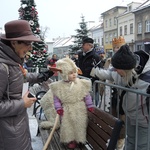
[35,105,123,150]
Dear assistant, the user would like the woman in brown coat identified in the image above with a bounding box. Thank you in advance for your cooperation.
[0,20,54,150]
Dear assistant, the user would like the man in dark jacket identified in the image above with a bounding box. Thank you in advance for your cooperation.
[78,37,103,78]
[78,37,103,105]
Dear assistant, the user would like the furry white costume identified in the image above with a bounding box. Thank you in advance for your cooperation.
[40,89,59,129]
[49,58,93,144]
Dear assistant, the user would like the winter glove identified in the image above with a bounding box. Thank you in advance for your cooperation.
[38,69,54,82]
[88,107,94,113]
[57,109,64,116]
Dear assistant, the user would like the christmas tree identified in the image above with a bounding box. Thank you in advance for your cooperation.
[70,15,89,53]
[18,0,48,68]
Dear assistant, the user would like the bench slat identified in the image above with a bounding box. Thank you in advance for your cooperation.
[94,107,117,126]
[87,126,107,150]
[88,112,113,136]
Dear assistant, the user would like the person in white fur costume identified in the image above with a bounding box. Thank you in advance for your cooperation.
[49,57,94,149]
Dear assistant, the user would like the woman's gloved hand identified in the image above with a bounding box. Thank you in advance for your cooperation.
[38,70,54,81]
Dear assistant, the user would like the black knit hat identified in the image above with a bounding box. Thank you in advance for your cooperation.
[111,44,136,70]
[82,37,94,44]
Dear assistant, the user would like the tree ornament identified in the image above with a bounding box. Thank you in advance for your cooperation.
[43,49,46,53]
[30,10,35,17]
[32,6,35,10]
[33,51,37,54]
[22,4,27,8]
[36,28,40,31]
[29,20,34,26]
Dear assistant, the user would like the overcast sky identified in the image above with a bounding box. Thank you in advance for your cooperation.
[0,0,146,40]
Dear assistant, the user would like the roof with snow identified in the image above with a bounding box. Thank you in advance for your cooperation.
[53,37,74,48]
[133,0,150,12]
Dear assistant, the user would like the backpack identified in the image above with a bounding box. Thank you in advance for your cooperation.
[1,63,10,99]
[2,63,9,77]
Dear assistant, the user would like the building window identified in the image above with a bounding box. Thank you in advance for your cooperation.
[114,17,117,25]
[101,38,103,45]
[138,22,142,34]
[113,32,117,37]
[105,34,108,43]
[120,26,122,36]
[109,19,112,27]
[145,20,150,32]
[130,23,133,34]
[129,6,132,11]
[124,25,127,35]
[105,20,108,28]
[109,34,112,43]
[137,45,142,51]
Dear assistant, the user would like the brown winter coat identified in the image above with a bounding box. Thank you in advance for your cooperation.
[0,42,40,150]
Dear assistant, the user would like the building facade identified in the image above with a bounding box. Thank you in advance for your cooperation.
[133,1,150,52]
[101,6,127,57]
[117,2,142,52]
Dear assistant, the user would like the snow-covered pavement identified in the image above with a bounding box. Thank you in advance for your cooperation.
[28,106,43,150]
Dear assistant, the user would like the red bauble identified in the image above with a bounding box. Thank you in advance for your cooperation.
[33,51,37,54]
[32,6,35,10]
[36,28,40,31]
[43,49,46,53]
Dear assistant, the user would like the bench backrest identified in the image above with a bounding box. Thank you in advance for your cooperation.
[87,107,123,150]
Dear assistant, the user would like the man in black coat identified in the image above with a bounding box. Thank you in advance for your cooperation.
[78,37,103,106]
[78,37,103,79]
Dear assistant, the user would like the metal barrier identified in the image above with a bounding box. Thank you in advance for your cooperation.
[93,80,150,150]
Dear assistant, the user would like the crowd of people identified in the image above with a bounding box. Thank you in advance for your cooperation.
[0,19,150,150]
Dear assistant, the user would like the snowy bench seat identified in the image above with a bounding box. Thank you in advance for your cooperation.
[35,105,123,150]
